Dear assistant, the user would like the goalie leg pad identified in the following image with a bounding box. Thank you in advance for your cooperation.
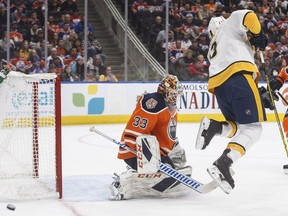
[136,135,160,174]
[132,166,193,198]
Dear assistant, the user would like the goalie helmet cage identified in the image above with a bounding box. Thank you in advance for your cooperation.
[0,71,62,200]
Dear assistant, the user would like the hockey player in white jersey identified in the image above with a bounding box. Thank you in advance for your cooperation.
[195,10,268,194]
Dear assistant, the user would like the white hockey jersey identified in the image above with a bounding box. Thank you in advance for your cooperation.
[207,10,261,94]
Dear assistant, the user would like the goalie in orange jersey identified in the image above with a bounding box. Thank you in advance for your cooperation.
[107,75,192,200]
[262,66,288,174]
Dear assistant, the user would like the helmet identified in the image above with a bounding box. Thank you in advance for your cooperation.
[208,16,226,39]
[157,75,183,107]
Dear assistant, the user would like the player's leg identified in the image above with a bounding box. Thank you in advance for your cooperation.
[195,117,238,150]
[207,73,265,193]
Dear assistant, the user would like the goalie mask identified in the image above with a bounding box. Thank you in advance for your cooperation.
[208,16,226,39]
[157,75,183,107]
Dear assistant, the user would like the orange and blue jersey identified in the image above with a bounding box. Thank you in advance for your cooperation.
[118,92,178,160]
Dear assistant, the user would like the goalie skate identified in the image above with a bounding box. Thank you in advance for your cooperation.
[195,117,222,150]
[284,164,288,175]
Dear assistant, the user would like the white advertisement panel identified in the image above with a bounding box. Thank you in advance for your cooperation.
[61,82,288,117]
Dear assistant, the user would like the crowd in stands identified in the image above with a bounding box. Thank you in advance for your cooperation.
[0,0,118,82]
[2,0,288,82]
[116,0,288,81]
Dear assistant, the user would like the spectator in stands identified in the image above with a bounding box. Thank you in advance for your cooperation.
[58,23,73,40]
[63,31,78,51]
[10,21,23,47]
[59,13,76,30]
[275,1,287,15]
[150,40,165,65]
[60,0,79,13]
[0,32,15,59]
[47,47,64,68]
[169,39,184,63]
[61,65,74,81]
[187,38,202,59]
[181,32,192,50]
[48,0,61,12]
[64,47,79,66]
[179,14,201,39]
[87,54,105,76]
[57,39,68,57]
[99,66,118,82]
[27,22,40,43]
[27,48,42,63]
[0,5,7,28]
[48,63,57,74]
[162,31,175,50]
[52,56,64,75]
[84,65,98,82]
[10,47,32,73]
[18,14,31,41]
[29,11,40,26]
[74,16,93,36]
[48,15,60,34]
[85,32,104,59]
[149,16,165,49]
[29,58,45,74]
[19,40,32,59]
[71,55,85,81]
[156,24,172,43]
[11,5,25,23]
[131,0,148,27]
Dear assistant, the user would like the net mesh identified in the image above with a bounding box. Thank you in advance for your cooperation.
[0,71,60,200]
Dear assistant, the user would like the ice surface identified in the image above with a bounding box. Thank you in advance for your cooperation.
[0,122,288,216]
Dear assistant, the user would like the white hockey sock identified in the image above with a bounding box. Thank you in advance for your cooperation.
[220,121,238,138]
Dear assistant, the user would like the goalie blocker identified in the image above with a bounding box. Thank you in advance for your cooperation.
[108,135,192,200]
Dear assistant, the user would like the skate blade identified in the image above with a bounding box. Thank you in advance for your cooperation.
[195,117,210,150]
[207,166,232,194]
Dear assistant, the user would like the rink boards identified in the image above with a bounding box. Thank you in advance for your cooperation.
[60,82,288,125]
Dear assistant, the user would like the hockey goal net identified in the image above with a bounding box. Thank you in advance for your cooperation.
[0,71,62,200]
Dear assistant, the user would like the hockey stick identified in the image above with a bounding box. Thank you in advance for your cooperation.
[277,91,288,106]
[260,51,288,157]
[89,126,220,194]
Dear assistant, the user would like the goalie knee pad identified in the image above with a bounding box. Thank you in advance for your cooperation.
[227,122,262,162]
[136,135,160,174]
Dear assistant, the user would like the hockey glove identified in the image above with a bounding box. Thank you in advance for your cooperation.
[168,142,187,169]
[249,30,268,51]
[259,86,279,110]
[269,76,284,91]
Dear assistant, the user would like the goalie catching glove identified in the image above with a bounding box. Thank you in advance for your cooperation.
[259,86,279,110]
[168,141,187,169]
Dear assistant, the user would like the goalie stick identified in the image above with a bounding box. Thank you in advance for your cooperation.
[89,126,225,194]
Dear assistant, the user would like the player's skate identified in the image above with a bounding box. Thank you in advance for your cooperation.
[283,164,288,175]
[107,170,133,200]
[207,149,235,194]
[195,117,222,150]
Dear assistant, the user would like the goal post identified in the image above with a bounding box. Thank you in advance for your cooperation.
[0,71,62,200]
